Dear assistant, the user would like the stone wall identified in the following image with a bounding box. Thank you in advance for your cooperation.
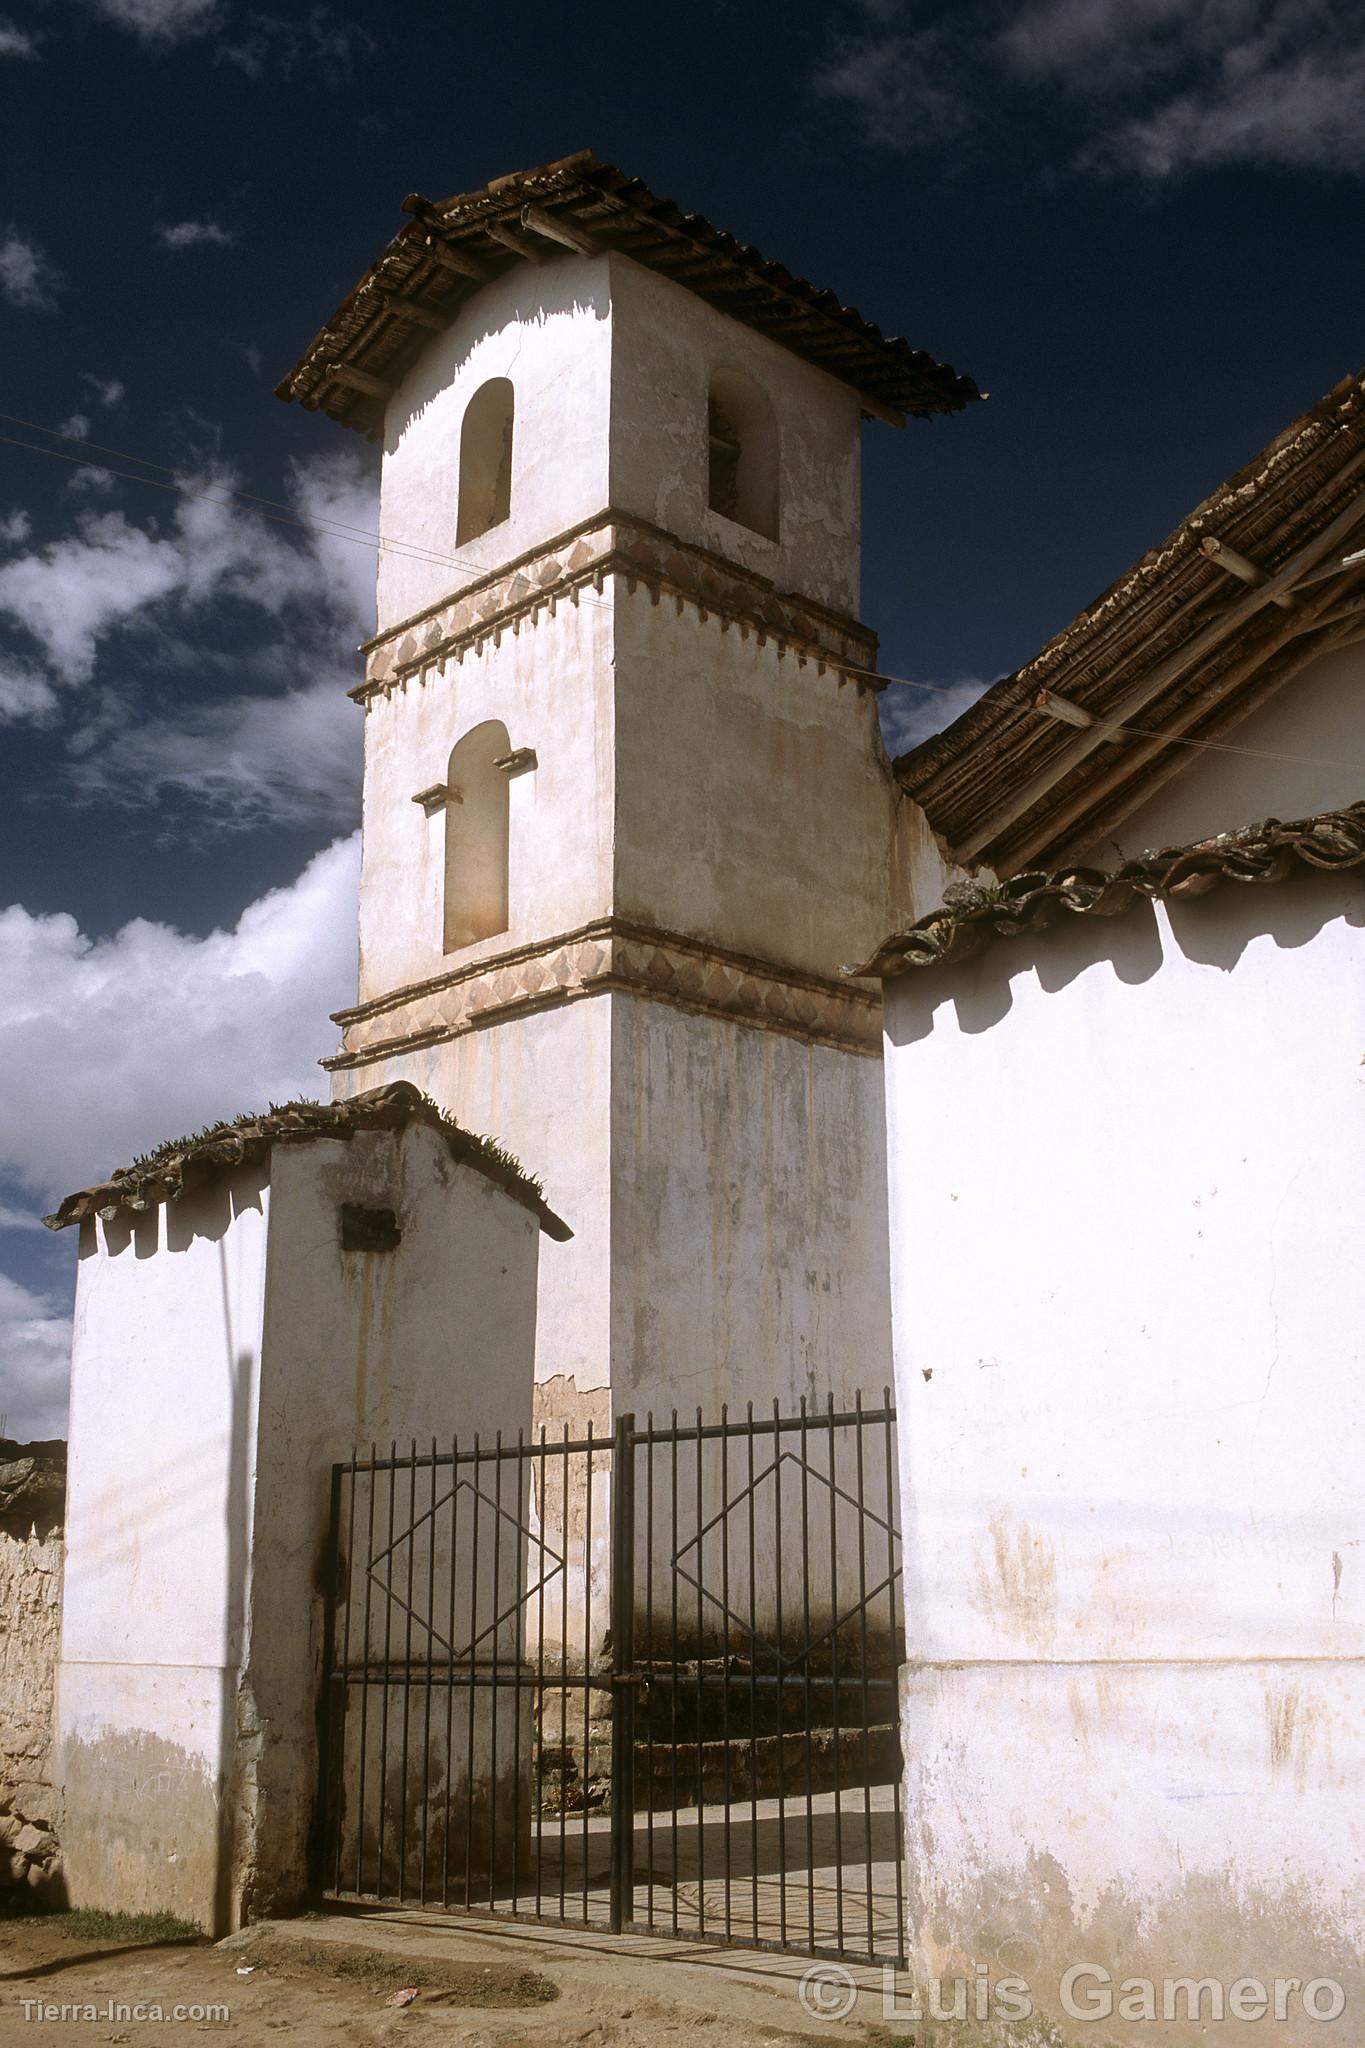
[0,1441,66,1902]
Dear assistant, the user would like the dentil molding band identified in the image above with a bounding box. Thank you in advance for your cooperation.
[324,918,883,1069]
[352,512,880,702]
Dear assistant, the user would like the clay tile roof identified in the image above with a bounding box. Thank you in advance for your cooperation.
[896,371,1365,874]
[43,1080,572,1241]
[852,800,1365,979]
[276,148,981,434]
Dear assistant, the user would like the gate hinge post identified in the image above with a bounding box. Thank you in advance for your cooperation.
[608,1410,636,1933]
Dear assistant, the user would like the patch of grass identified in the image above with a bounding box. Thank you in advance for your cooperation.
[51,1908,203,1945]
[242,1931,558,2008]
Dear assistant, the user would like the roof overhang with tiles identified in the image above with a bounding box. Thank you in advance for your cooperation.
[276,150,982,437]
[896,372,1365,875]
[853,800,1365,980]
[43,1080,572,1241]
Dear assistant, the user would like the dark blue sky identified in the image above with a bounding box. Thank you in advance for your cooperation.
[1,0,1362,1431]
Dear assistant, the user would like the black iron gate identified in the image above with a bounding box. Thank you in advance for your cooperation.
[318,1396,904,1964]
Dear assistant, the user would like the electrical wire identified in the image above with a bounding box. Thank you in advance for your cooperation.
[4,410,1364,765]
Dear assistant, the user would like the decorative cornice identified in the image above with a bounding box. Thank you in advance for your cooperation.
[325,918,883,1070]
[351,514,879,704]
[852,801,1365,979]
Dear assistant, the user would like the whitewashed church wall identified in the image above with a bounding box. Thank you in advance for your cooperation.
[378,251,613,630]
[1074,638,1365,865]
[612,580,897,976]
[882,865,1365,2042]
[331,1002,613,1410]
[607,255,863,618]
[58,1163,271,1927]
[354,594,615,1006]
[610,993,893,1423]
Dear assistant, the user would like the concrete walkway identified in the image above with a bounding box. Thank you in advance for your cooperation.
[423,1783,905,1961]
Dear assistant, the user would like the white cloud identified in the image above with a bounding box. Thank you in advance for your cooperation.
[0,448,375,826]
[0,451,375,686]
[0,1274,71,1441]
[69,670,361,828]
[157,217,236,251]
[816,0,1365,182]
[0,1205,42,1231]
[878,675,992,757]
[0,831,361,1440]
[219,7,376,82]
[0,833,360,1207]
[0,16,39,56]
[86,0,220,41]
[58,413,92,442]
[79,374,126,409]
[0,510,30,546]
[0,662,59,723]
[0,226,62,312]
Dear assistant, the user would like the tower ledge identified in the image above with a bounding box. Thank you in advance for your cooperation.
[323,917,883,1071]
[354,512,881,704]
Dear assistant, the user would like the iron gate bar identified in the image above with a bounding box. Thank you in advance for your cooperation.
[608,1411,635,1932]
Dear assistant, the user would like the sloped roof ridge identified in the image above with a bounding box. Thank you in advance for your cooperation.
[43,1079,571,1240]
[276,149,981,431]
[896,371,1365,803]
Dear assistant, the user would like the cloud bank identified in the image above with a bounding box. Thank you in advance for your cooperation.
[0,447,374,829]
[816,0,1365,182]
[0,832,361,1434]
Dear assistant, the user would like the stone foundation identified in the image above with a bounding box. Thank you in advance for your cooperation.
[0,1440,67,1904]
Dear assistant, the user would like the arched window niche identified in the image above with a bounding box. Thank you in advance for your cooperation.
[707,369,779,541]
[456,378,514,544]
[443,719,511,953]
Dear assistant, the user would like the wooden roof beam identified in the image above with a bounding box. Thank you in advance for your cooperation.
[485,220,545,264]
[1200,533,1295,608]
[951,461,1365,865]
[418,236,487,281]
[326,363,388,400]
[388,297,448,332]
[1006,571,1357,867]
[399,198,489,280]
[520,203,601,257]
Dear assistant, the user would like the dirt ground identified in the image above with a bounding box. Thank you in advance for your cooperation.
[0,1903,908,2048]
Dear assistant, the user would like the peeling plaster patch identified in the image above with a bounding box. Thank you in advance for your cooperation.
[61,1729,220,1927]
[970,1514,1058,1650]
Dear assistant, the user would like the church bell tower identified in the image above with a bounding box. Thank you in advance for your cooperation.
[277,151,980,1436]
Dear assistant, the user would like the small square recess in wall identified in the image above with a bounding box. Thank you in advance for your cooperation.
[340,1204,402,1252]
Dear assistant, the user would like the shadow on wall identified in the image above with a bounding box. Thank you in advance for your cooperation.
[387,270,610,456]
[886,866,1365,1048]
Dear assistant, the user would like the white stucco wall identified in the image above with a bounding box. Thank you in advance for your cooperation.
[882,861,1365,2042]
[333,1003,611,1409]
[606,256,862,617]
[378,253,613,631]
[612,579,898,973]
[56,1127,542,1930]
[355,597,614,1006]
[376,251,864,636]
[58,1165,270,1929]
[611,994,892,1421]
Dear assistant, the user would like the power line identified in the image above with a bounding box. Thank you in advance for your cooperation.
[3,412,1362,775]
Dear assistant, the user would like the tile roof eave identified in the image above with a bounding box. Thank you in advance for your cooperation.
[43,1079,572,1242]
[851,800,1365,980]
